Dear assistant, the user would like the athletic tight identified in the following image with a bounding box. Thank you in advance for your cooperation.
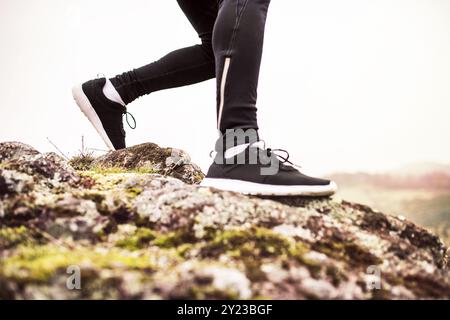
[110,0,271,133]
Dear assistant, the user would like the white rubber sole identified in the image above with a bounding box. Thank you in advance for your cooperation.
[200,178,338,197]
[71,84,115,151]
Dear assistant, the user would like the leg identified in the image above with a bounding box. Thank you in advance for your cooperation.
[72,0,218,150]
[213,0,272,132]
[110,0,218,105]
[202,0,337,197]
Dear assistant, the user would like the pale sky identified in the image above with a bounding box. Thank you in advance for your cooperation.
[1,0,450,175]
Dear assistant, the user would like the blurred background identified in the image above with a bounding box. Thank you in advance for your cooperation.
[0,0,449,242]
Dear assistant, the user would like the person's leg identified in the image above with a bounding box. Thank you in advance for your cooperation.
[72,0,218,150]
[110,0,218,105]
[202,0,337,196]
[213,0,271,133]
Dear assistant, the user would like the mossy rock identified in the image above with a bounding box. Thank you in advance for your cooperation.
[0,245,155,283]
[0,226,36,249]
[90,143,205,184]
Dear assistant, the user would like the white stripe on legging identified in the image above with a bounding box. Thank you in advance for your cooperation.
[217,57,231,130]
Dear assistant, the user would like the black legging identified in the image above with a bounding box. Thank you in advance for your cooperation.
[110,0,271,133]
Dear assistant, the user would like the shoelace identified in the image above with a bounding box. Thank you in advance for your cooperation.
[257,140,302,169]
[266,148,302,169]
[123,109,137,129]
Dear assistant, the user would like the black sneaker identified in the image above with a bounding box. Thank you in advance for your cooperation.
[201,136,337,196]
[72,78,136,150]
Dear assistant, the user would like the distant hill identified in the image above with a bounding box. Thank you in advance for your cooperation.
[330,164,450,191]
[389,162,450,177]
[330,162,450,245]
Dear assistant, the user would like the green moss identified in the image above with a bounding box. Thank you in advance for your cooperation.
[312,240,382,267]
[202,228,306,259]
[114,227,196,256]
[313,242,345,260]
[198,228,316,281]
[115,228,157,250]
[176,243,195,257]
[153,230,197,249]
[0,226,35,249]
[0,245,155,283]
[89,166,158,175]
[78,167,158,195]
[126,187,143,198]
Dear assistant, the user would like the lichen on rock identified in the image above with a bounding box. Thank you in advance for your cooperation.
[90,142,205,184]
[0,141,448,299]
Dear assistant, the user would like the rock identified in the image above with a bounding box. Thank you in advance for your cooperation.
[0,142,79,186]
[0,142,40,162]
[0,141,449,299]
[90,143,204,184]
